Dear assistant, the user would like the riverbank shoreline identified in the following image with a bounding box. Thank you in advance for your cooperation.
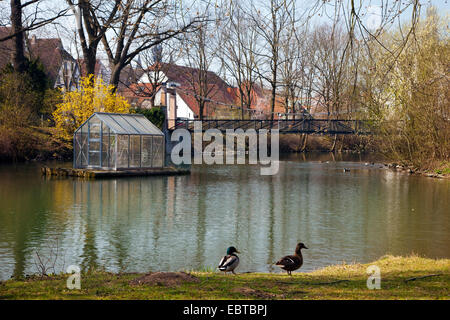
[0,126,71,163]
[382,162,450,179]
[1,255,448,300]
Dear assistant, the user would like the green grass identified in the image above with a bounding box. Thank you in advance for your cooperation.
[1,255,449,300]
[421,160,450,176]
[435,164,450,175]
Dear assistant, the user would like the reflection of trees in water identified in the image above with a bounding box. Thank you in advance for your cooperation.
[194,176,207,270]
[79,182,99,272]
[1,161,449,279]
[267,177,275,272]
[73,178,167,272]
[4,177,71,278]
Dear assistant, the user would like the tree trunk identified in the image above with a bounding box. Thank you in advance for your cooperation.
[84,50,97,77]
[10,0,26,73]
[330,134,338,152]
[109,64,123,92]
[149,96,156,109]
[301,134,308,152]
[240,93,245,120]
[199,101,204,120]
[338,135,344,153]
[270,83,276,121]
[80,46,98,86]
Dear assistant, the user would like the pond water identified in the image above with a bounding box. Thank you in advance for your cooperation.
[0,154,449,280]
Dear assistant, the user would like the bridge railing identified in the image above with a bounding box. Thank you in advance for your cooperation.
[169,119,372,134]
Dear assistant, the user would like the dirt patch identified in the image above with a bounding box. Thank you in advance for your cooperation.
[129,272,199,287]
[288,290,307,296]
[232,287,280,299]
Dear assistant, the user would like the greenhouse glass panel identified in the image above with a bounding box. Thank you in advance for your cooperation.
[80,126,88,167]
[74,131,81,167]
[141,136,152,167]
[117,135,129,168]
[109,135,117,168]
[101,124,110,168]
[73,113,165,170]
[130,135,141,168]
[152,136,164,168]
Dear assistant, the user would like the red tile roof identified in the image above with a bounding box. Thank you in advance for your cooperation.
[230,83,287,119]
[155,63,237,118]
[0,27,15,70]
[121,83,160,106]
[78,59,107,79]
[128,63,302,119]
[0,29,76,85]
[28,37,75,83]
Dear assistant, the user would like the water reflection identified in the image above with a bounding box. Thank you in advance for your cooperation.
[0,155,449,280]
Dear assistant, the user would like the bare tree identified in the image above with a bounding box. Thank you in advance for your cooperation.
[100,0,203,91]
[0,1,68,42]
[279,15,301,117]
[0,0,68,72]
[181,18,217,120]
[217,1,260,119]
[65,0,121,78]
[295,28,316,118]
[33,238,66,279]
[250,0,295,120]
[130,42,179,108]
[311,24,356,151]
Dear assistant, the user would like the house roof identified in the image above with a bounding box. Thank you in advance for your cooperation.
[76,112,164,136]
[0,27,15,70]
[118,64,138,89]
[230,83,287,118]
[121,83,160,106]
[130,62,311,119]
[78,59,109,79]
[155,63,296,118]
[0,29,77,85]
[78,59,138,90]
[28,37,75,83]
[155,63,236,117]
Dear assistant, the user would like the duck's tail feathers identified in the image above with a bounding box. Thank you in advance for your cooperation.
[274,263,284,268]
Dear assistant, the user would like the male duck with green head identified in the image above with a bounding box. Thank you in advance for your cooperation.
[218,246,240,274]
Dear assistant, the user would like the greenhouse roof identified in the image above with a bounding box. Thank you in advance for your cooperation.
[76,112,164,136]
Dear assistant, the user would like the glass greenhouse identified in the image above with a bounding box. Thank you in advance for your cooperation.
[74,112,165,170]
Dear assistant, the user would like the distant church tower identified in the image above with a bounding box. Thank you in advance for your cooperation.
[152,31,163,64]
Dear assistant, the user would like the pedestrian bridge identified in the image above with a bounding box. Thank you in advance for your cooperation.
[169,119,372,135]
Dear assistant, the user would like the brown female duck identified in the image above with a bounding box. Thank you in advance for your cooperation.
[275,242,308,275]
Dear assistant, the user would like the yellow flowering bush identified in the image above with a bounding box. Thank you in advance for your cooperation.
[53,75,131,140]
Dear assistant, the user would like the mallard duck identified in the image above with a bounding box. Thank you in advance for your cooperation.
[275,243,308,276]
[218,247,240,274]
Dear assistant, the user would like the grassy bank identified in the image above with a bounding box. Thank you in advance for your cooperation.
[384,161,450,179]
[1,255,449,300]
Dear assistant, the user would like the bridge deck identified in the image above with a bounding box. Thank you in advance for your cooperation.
[169,119,371,135]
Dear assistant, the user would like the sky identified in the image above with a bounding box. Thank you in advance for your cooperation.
[1,0,448,67]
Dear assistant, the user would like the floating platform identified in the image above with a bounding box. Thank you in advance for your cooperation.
[41,166,191,179]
